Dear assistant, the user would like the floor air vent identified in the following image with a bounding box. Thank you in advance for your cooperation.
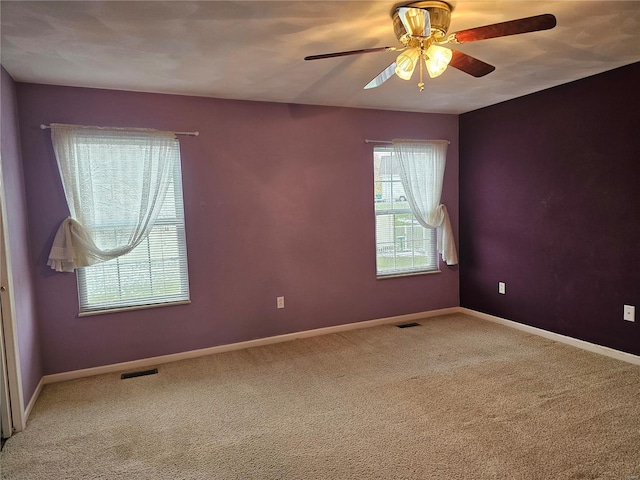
[396,322,420,329]
[121,368,158,380]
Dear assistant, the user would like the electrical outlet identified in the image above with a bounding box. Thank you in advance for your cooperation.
[623,305,635,322]
[277,296,285,309]
[498,282,506,295]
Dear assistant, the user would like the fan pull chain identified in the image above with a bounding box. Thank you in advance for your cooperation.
[418,46,425,92]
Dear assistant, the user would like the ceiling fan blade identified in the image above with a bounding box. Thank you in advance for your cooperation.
[364,62,397,90]
[397,7,431,37]
[304,46,398,61]
[449,14,556,44]
[448,50,495,77]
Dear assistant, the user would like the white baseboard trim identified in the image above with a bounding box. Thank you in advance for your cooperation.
[43,307,460,385]
[460,307,640,367]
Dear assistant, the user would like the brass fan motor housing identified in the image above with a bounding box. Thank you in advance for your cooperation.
[392,1,452,42]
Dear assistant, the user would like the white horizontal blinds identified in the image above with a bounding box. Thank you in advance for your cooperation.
[374,146,438,276]
[78,158,189,312]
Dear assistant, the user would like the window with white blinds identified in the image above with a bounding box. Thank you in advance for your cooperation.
[77,146,189,313]
[374,146,438,277]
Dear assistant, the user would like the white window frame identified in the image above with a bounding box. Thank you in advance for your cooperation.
[75,141,190,315]
[374,146,439,278]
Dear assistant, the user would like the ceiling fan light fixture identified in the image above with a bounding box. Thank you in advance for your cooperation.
[305,1,556,92]
[395,48,420,80]
[424,44,452,78]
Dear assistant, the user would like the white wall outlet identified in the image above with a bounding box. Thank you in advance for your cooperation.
[277,296,285,309]
[623,305,635,322]
[498,282,506,295]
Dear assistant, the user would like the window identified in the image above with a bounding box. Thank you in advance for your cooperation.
[47,124,190,313]
[77,163,189,313]
[374,146,438,277]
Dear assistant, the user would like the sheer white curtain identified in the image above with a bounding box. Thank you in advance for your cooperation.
[393,139,458,265]
[47,124,179,272]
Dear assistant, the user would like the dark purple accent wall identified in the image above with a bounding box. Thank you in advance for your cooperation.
[1,67,43,406]
[459,62,640,355]
[16,83,459,375]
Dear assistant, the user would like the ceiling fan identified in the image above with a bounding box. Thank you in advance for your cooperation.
[304,1,556,91]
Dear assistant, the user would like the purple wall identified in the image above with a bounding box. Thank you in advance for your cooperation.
[0,67,43,407]
[16,84,459,375]
[459,62,640,355]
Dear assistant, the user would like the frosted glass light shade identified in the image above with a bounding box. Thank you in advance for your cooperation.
[402,8,427,36]
[395,48,420,81]
[425,45,453,78]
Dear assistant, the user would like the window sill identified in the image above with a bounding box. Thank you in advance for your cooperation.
[78,299,191,317]
[377,269,441,280]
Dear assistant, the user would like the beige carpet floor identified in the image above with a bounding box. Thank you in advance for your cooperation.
[1,313,639,479]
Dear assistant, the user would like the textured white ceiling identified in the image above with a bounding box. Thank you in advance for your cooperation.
[2,1,639,114]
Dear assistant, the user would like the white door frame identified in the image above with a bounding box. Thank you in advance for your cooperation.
[0,160,27,436]
[1,304,12,438]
